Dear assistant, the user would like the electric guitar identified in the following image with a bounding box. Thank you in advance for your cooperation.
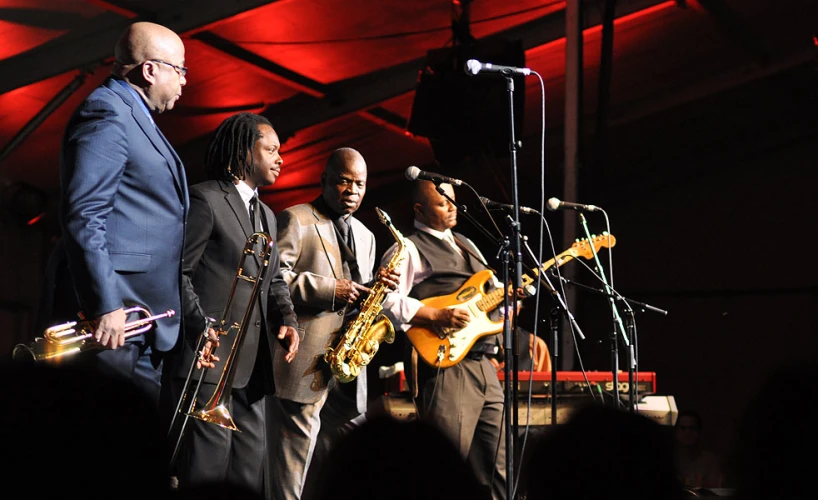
[406,233,616,368]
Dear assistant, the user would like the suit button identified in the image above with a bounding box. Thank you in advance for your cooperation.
[337,310,344,316]
[255,320,261,327]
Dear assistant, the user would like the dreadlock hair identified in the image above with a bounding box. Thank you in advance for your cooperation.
[205,112,273,182]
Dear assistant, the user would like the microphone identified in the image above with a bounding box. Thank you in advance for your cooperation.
[546,197,600,212]
[405,166,464,186]
[464,59,532,77]
[478,196,539,215]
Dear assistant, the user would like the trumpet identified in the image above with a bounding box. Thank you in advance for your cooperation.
[168,232,274,467]
[12,305,176,363]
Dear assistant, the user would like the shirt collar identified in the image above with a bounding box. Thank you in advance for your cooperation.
[414,219,455,242]
[111,78,155,127]
[234,180,257,207]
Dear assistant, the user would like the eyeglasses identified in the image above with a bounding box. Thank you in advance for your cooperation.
[147,59,187,77]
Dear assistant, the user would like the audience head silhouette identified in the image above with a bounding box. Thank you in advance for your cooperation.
[524,403,685,500]
[732,362,818,500]
[313,415,486,500]
[1,362,171,500]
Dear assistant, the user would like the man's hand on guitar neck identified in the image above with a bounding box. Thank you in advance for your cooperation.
[412,305,470,332]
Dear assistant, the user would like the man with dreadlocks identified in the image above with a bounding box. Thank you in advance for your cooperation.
[171,112,299,495]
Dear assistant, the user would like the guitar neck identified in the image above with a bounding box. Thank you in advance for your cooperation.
[476,249,576,312]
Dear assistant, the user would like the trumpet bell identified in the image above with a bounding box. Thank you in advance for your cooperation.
[11,343,37,363]
[12,337,84,363]
[187,404,238,432]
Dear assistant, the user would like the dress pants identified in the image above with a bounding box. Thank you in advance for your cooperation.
[175,380,267,495]
[91,342,164,406]
[299,384,367,500]
[418,355,507,500]
[265,390,328,500]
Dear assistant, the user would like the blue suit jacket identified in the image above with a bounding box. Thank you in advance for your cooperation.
[56,77,188,352]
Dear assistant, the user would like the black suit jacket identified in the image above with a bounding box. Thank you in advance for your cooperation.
[176,180,297,389]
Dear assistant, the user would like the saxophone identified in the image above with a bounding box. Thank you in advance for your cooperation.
[325,207,407,383]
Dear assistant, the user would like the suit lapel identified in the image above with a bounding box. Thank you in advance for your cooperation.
[154,125,188,203]
[106,79,186,200]
[222,181,253,237]
[311,205,343,280]
[221,182,270,319]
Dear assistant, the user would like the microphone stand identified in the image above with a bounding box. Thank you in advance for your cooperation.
[433,71,522,496]
[433,183,521,440]
[438,69,524,498]
[552,274,668,407]
[576,213,632,410]
[503,72,525,500]
[554,275,669,316]
[518,232,586,426]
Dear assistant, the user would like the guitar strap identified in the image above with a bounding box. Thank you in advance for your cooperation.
[452,235,495,273]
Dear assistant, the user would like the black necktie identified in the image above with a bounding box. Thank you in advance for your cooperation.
[340,218,354,253]
[334,217,360,283]
[249,195,261,233]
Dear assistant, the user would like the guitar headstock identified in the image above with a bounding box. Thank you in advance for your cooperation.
[569,232,616,259]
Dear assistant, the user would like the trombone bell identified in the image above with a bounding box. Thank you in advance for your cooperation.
[187,404,238,432]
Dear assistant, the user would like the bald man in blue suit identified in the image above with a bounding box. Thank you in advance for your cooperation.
[53,21,189,405]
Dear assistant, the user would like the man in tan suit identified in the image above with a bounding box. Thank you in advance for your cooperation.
[267,147,398,500]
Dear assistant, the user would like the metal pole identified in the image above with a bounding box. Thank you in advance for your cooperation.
[561,0,583,371]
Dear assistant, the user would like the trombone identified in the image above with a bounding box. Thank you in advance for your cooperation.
[169,232,274,467]
[12,305,176,363]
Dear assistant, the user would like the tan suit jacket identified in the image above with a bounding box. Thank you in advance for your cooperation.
[273,202,375,412]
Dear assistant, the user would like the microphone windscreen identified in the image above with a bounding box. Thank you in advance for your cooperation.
[465,59,481,75]
[546,197,561,211]
[405,166,420,181]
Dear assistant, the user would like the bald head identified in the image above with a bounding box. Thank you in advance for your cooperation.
[112,22,186,114]
[325,147,365,176]
[114,22,183,72]
[321,147,368,215]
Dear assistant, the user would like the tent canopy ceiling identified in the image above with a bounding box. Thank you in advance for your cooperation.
[0,0,815,215]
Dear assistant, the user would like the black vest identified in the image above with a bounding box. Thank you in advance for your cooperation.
[405,230,496,383]
[407,230,488,300]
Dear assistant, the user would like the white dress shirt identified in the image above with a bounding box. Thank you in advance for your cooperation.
[234,180,261,230]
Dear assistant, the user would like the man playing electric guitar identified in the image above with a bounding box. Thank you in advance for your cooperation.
[380,177,508,500]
